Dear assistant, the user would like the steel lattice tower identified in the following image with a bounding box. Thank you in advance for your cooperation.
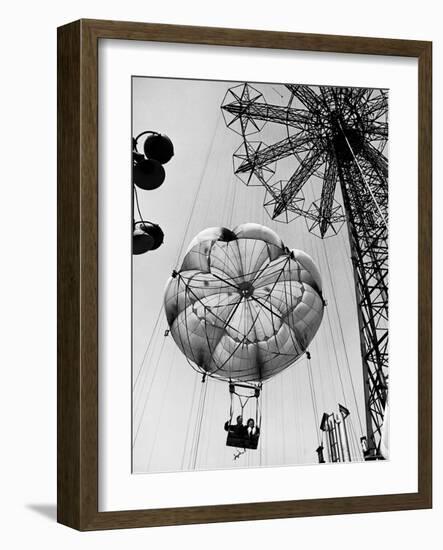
[221,83,389,458]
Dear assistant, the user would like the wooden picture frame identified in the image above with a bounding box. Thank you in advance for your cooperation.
[57,19,432,530]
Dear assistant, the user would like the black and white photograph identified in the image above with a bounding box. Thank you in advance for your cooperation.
[132,76,389,474]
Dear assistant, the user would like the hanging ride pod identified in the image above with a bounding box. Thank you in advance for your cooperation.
[133,228,154,255]
[143,133,174,164]
[133,158,166,190]
[133,221,164,254]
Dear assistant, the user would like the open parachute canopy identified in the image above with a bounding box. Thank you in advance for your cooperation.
[164,223,324,383]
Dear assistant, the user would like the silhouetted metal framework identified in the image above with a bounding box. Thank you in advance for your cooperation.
[221,83,389,457]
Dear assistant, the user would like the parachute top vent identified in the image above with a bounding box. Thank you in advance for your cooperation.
[219,228,237,242]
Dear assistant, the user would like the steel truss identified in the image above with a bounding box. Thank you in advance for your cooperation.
[221,83,389,457]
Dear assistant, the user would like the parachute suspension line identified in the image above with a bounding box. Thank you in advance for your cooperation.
[175,273,243,381]
[321,239,364,435]
[245,297,267,357]
[347,415,359,461]
[176,111,222,265]
[190,379,208,470]
[294,363,305,463]
[180,373,199,470]
[227,168,238,227]
[181,274,242,330]
[145,347,177,471]
[230,389,256,414]
[278,371,285,463]
[338,226,355,299]
[194,379,209,469]
[262,387,268,466]
[188,383,202,470]
[306,353,321,446]
[220,167,233,224]
[259,390,264,466]
[255,256,291,328]
[229,383,262,411]
[324,282,347,405]
[238,396,247,418]
[219,241,234,383]
[187,381,203,470]
[133,333,168,446]
[296,207,327,441]
[182,280,217,371]
[256,392,262,466]
[312,334,327,422]
[133,315,162,413]
[282,254,308,360]
[310,232,346,406]
[299,207,328,437]
[133,305,164,391]
[255,390,262,429]
[203,382,217,466]
[178,281,201,369]
[164,116,229,405]
[246,238,258,288]
[260,178,266,226]
[348,414,364,461]
[242,254,292,368]
[229,387,235,425]
[285,362,295,463]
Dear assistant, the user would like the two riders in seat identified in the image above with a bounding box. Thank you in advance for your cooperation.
[224,415,260,449]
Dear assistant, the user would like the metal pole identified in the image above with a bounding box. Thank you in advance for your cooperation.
[341,412,352,462]
[320,413,331,463]
[335,413,347,462]
[328,416,338,462]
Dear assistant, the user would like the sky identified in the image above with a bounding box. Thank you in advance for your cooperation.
[131,76,370,474]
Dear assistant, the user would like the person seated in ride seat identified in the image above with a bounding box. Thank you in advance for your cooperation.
[245,418,260,441]
[224,415,246,437]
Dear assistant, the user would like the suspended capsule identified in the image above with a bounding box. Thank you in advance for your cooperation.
[144,133,174,164]
[133,158,166,190]
[133,227,154,255]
